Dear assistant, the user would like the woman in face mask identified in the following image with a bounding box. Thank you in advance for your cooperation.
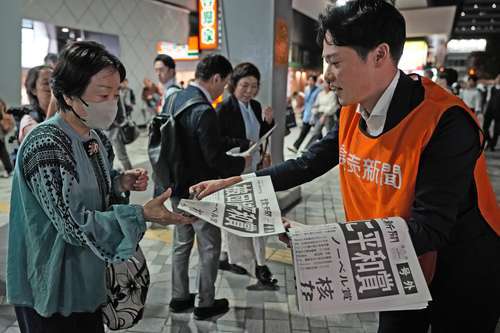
[7,41,194,333]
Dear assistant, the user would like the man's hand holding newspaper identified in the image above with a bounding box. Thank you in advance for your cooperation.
[186,176,432,316]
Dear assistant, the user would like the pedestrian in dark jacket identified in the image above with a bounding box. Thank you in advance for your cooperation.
[166,54,250,321]
[484,74,500,151]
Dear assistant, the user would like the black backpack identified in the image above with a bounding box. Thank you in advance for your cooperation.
[148,92,208,192]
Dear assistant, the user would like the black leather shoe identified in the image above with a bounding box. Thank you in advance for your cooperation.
[256,265,278,286]
[228,263,248,275]
[193,298,229,320]
[219,260,248,275]
[219,259,231,270]
[169,293,196,313]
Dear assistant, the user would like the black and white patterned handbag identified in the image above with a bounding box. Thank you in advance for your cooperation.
[102,247,150,330]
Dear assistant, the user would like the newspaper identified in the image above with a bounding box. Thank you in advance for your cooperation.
[226,125,276,157]
[178,176,285,237]
[289,217,432,316]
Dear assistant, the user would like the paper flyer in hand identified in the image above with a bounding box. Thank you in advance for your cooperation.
[178,176,285,237]
[290,217,432,316]
[226,125,276,157]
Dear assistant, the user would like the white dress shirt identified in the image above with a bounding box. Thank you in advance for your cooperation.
[356,71,400,136]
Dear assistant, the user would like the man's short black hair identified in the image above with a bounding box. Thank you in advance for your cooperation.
[51,41,126,112]
[195,54,233,81]
[438,68,458,86]
[227,62,260,94]
[154,54,176,69]
[317,0,406,64]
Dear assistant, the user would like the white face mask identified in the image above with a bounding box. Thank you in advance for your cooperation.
[74,98,118,130]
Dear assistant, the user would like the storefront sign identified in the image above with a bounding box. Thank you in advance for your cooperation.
[399,40,428,73]
[447,39,487,53]
[156,36,199,61]
[199,0,218,50]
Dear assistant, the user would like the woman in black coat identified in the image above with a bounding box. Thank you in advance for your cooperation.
[217,66,274,155]
[215,62,277,289]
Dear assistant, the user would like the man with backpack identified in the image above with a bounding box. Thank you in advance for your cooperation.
[154,54,250,320]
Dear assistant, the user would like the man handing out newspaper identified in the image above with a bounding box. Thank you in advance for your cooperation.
[190,1,500,332]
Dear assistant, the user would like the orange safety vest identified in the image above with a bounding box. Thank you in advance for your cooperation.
[338,76,500,283]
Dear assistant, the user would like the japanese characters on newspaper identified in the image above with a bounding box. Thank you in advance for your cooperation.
[178,176,285,237]
[290,217,432,316]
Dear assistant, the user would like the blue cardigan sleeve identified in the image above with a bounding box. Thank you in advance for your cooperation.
[21,129,146,264]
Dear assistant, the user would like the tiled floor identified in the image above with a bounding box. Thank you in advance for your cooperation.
[0,126,498,333]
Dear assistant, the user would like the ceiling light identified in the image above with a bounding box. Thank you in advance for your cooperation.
[492,3,497,8]
[61,27,69,33]
[461,11,466,16]
[474,3,478,9]
[471,26,476,31]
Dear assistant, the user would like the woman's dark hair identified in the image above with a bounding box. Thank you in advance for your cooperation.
[195,54,233,81]
[227,62,260,94]
[51,41,126,112]
[25,65,52,108]
[317,0,406,64]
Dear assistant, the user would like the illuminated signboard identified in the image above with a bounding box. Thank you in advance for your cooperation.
[447,39,487,53]
[399,40,428,73]
[156,36,199,61]
[198,0,218,49]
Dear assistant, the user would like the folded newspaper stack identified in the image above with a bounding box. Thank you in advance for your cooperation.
[289,217,432,316]
[178,176,285,237]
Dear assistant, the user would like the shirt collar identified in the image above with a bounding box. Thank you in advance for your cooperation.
[238,100,252,112]
[189,81,213,103]
[356,70,400,136]
[357,70,400,120]
[164,78,176,89]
